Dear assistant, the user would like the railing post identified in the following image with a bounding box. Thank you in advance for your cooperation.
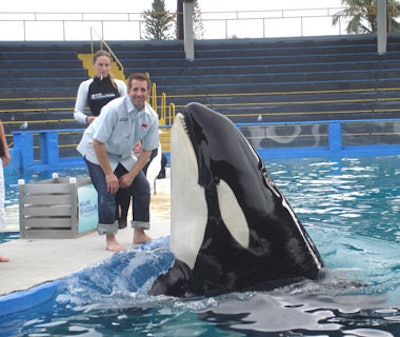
[12,131,34,172]
[40,131,59,168]
[12,130,61,173]
[328,122,343,152]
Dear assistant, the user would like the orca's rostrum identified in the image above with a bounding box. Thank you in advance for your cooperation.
[150,102,324,297]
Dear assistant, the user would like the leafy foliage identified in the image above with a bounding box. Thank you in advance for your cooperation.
[143,0,175,40]
[332,0,400,34]
[193,0,204,39]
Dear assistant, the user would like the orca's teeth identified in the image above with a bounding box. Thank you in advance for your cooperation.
[180,115,188,134]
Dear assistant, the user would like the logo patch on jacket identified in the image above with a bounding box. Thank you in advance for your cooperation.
[141,123,148,128]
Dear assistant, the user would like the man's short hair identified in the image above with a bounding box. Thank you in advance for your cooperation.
[127,73,151,91]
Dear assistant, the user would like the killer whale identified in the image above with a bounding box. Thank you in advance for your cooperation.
[150,102,324,297]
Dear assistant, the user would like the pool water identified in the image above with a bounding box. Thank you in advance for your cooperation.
[1,156,400,337]
[4,167,90,209]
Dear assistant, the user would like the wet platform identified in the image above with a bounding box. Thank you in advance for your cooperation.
[0,178,171,297]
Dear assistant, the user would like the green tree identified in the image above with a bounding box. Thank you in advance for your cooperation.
[332,0,400,34]
[193,0,204,39]
[143,0,175,40]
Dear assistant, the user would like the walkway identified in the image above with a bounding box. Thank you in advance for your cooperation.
[0,178,171,296]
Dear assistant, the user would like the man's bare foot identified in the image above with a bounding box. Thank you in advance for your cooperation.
[0,255,10,262]
[106,234,124,252]
[133,229,153,245]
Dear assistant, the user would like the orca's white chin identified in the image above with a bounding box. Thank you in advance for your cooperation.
[170,113,208,269]
[150,103,323,297]
[170,113,251,269]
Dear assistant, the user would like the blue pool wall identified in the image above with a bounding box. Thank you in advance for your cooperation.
[5,118,400,178]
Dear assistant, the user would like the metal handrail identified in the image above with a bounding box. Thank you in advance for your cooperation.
[168,103,176,125]
[151,82,158,113]
[90,27,124,74]
[0,8,347,41]
[2,86,400,122]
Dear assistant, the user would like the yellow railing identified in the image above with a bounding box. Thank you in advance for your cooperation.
[3,86,400,125]
[168,103,176,125]
[78,35,172,125]
[3,87,400,152]
[90,27,125,76]
[150,81,175,125]
[151,82,158,115]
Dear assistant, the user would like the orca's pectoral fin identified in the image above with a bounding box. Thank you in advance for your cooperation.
[149,260,192,297]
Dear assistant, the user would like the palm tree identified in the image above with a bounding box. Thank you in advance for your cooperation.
[332,0,400,34]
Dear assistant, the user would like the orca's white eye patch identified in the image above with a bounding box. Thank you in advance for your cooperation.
[217,179,250,249]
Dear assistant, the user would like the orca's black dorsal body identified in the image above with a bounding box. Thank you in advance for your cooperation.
[150,102,324,297]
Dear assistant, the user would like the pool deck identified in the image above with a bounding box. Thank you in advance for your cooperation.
[0,178,171,297]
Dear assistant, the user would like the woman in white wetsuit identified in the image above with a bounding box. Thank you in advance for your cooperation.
[74,50,130,229]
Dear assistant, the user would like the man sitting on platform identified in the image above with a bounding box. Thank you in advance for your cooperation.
[77,73,159,252]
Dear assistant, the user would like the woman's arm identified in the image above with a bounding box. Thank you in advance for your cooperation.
[116,79,127,97]
[73,80,91,124]
[0,121,10,167]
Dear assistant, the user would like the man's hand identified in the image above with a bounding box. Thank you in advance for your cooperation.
[105,172,119,194]
[93,139,118,193]
[119,172,137,189]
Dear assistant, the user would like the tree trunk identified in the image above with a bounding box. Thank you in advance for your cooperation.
[177,0,184,39]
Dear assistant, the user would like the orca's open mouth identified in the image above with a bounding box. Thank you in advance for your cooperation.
[176,113,188,133]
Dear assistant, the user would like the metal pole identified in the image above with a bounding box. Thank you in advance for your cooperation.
[377,0,387,55]
[183,0,194,60]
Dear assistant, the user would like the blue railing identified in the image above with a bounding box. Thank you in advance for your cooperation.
[8,128,85,176]
[6,119,400,177]
[237,119,400,160]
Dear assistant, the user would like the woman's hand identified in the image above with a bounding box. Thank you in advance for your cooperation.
[2,153,10,167]
[86,116,97,124]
